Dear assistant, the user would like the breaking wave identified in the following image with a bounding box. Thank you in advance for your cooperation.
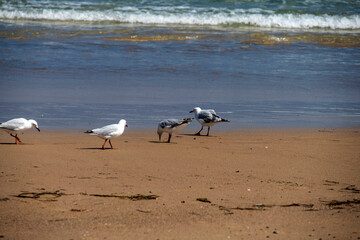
[0,5,359,30]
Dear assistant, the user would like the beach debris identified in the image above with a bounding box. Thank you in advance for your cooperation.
[219,202,316,213]
[128,194,159,200]
[14,190,66,201]
[218,206,234,215]
[323,181,360,194]
[0,198,9,201]
[48,218,67,223]
[136,209,151,213]
[266,179,303,187]
[218,199,357,213]
[233,206,268,211]
[322,199,360,208]
[196,198,211,203]
[340,185,360,194]
[278,203,314,208]
[70,208,86,212]
[323,180,339,186]
[81,193,159,201]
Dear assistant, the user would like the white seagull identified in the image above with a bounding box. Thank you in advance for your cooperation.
[0,118,40,144]
[85,119,128,150]
[189,107,229,136]
[157,118,192,143]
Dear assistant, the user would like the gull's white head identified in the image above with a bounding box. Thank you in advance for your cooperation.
[119,119,128,128]
[29,119,40,132]
[189,107,201,114]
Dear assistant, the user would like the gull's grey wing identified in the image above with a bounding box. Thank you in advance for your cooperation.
[207,109,229,122]
[207,109,221,118]
[159,119,181,129]
[198,110,217,123]
[159,118,192,129]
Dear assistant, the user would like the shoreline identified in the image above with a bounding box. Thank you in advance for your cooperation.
[0,128,359,239]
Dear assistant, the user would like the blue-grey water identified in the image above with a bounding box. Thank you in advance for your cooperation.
[0,0,360,130]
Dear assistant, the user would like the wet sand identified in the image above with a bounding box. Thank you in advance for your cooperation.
[0,128,359,239]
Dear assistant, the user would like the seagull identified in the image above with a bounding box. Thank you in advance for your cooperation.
[0,118,40,144]
[85,119,128,150]
[189,107,229,136]
[157,118,192,143]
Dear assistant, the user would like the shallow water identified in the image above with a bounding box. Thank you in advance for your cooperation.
[0,0,359,130]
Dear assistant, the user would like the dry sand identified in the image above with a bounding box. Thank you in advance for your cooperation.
[0,128,359,240]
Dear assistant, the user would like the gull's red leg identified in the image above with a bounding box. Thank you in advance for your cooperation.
[102,139,108,150]
[10,134,21,144]
[109,139,114,149]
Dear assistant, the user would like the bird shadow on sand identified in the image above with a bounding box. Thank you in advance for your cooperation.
[148,141,177,144]
[179,133,218,138]
[77,147,118,150]
[0,142,33,145]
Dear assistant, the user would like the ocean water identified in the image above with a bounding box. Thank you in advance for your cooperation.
[0,0,359,130]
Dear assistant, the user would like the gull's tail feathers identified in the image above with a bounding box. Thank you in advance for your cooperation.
[84,130,94,134]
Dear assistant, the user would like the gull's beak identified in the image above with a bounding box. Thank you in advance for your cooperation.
[189,110,194,113]
[36,127,41,132]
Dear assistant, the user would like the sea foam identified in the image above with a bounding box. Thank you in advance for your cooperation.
[0,7,359,30]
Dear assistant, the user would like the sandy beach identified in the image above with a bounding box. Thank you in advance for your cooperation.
[0,128,359,239]
[1,1,359,239]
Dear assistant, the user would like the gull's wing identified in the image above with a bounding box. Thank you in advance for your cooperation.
[159,118,192,129]
[198,110,217,123]
[0,118,27,131]
[159,119,182,129]
[91,124,119,137]
[207,109,220,117]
